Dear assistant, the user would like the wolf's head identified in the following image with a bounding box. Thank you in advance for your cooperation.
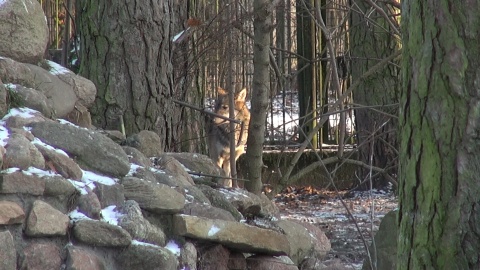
[213,87,250,125]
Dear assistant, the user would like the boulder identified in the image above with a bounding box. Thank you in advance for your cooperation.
[0,58,77,117]
[123,146,152,168]
[362,210,397,270]
[118,200,166,246]
[153,155,195,186]
[0,231,16,270]
[8,85,53,117]
[22,243,62,270]
[121,176,185,214]
[0,170,45,195]
[0,200,25,224]
[26,200,69,237]
[246,255,298,270]
[29,120,130,177]
[179,241,197,270]
[35,143,83,180]
[197,185,243,221]
[173,214,290,255]
[117,243,178,270]
[163,152,226,181]
[125,130,163,158]
[197,244,230,270]
[0,0,48,63]
[277,220,331,265]
[66,246,106,270]
[73,219,132,247]
[4,133,45,170]
[183,202,236,222]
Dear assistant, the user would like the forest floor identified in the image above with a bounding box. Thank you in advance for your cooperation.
[274,186,398,269]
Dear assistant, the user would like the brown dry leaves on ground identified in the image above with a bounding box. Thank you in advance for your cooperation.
[275,186,398,270]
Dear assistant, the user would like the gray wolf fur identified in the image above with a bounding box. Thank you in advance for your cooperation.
[207,87,250,186]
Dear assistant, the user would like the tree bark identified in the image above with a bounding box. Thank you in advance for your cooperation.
[398,1,480,269]
[244,0,272,195]
[350,1,401,188]
[76,0,185,151]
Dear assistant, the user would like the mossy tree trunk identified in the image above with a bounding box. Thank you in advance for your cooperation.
[244,0,272,195]
[76,0,186,151]
[398,1,480,269]
[350,1,401,188]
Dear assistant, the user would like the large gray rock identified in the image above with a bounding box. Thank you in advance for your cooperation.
[163,152,226,181]
[125,130,163,158]
[0,58,77,117]
[118,200,166,246]
[183,202,236,222]
[4,133,45,170]
[362,210,397,270]
[43,175,77,197]
[173,214,290,255]
[56,71,97,108]
[29,120,130,177]
[277,220,331,265]
[121,177,185,214]
[0,200,25,224]
[117,243,178,270]
[8,85,53,117]
[246,255,299,270]
[0,0,48,63]
[22,243,62,270]
[0,170,45,195]
[197,185,243,221]
[73,219,132,247]
[66,246,106,270]
[35,143,83,180]
[26,200,69,237]
[153,155,195,186]
[0,231,16,270]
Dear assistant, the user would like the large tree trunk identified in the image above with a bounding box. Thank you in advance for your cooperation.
[350,1,401,188]
[244,0,272,195]
[398,1,480,269]
[76,0,185,151]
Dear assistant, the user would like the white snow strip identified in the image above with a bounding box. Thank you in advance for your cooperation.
[47,60,71,75]
[165,240,181,256]
[23,166,60,177]
[0,125,8,147]
[127,163,141,176]
[32,138,69,156]
[69,208,91,222]
[207,225,220,236]
[101,205,123,225]
[2,107,38,120]
[131,240,160,248]
[82,170,117,186]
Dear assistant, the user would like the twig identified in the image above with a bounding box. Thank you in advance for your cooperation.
[187,171,249,182]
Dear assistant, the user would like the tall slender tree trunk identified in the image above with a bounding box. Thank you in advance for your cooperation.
[398,1,480,269]
[76,0,186,151]
[350,1,401,188]
[244,0,272,194]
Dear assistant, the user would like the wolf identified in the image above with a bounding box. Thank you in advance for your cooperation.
[207,87,250,187]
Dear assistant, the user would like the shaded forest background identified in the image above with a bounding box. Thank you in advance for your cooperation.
[40,0,401,191]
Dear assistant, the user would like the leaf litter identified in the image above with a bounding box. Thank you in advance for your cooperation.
[275,186,398,269]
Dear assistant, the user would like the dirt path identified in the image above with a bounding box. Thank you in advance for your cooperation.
[275,187,398,269]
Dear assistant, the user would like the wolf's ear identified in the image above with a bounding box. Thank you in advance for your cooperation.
[217,87,227,96]
[236,88,247,102]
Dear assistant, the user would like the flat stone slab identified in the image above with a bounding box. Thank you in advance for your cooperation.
[173,214,289,255]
